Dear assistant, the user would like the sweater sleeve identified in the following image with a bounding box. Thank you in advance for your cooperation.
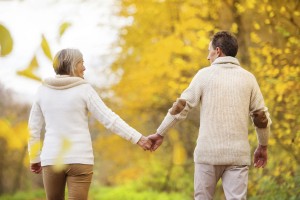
[28,101,44,163]
[86,86,142,144]
[249,77,271,146]
[157,71,203,136]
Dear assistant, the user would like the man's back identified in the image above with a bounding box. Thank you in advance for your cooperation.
[152,31,271,200]
[194,56,258,165]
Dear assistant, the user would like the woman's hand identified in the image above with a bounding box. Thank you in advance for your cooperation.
[137,136,153,151]
[31,162,42,174]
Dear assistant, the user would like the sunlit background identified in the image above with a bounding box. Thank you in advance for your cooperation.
[0,0,299,199]
[0,0,126,101]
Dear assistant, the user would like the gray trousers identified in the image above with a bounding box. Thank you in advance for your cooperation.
[194,163,249,200]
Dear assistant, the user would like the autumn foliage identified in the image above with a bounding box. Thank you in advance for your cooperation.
[0,0,299,199]
[109,0,300,198]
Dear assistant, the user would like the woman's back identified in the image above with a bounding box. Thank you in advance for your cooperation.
[35,76,93,166]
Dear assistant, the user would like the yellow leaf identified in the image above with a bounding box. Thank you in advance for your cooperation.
[17,56,41,81]
[0,24,13,57]
[266,5,272,12]
[284,48,291,54]
[230,23,238,34]
[294,11,300,16]
[53,137,72,171]
[250,32,261,43]
[41,34,52,61]
[59,22,72,37]
[253,22,260,30]
[29,141,42,161]
[284,113,295,120]
[264,19,271,24]
[280,6,286,13]
[0,119,26,150]
[235,3,245,14]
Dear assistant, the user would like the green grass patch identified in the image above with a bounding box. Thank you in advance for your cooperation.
[0,189,45,200]
[89,185,191,200]
[0,185,191,200]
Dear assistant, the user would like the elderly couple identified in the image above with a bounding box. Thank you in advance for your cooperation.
[28,31,271,200]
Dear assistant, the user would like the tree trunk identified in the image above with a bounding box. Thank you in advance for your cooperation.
[0,139,6,194]
[233,6,250,65]
[12,146,27,193]
[220,0,251,66]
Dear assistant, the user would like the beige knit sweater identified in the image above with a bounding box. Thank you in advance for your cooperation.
[157,57,271,165]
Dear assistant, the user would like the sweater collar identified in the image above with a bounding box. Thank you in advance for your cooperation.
[211,56,240,67]
[43,75,88,90]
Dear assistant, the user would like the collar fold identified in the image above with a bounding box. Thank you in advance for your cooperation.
[43,75,88,90]
[212,56,240,67]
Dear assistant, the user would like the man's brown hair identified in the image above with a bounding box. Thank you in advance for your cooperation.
[211,31,238,57]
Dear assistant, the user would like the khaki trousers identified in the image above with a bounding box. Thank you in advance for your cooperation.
[194,163,249,200]
[42,164,93,200]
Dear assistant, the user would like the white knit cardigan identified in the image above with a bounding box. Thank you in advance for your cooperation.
[28,75,142,166]
[157,57,271,165]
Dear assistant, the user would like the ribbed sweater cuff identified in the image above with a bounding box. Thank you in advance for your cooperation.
[131,132,142,144]
[256,127,270,146]
[30,157,41,164]
[157,113,177,136]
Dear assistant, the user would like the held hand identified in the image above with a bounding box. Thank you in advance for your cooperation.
[253,144,268,168]
[148,133,164,151]
[170,99,186,115]
[30,162,42,174]
[137,136,153,151]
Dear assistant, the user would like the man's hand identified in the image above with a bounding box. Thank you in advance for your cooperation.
[31,162,42,174]
[253,144,268,168]
[170,99,186,115]
[137,136,153,151]
[148,133,164,151]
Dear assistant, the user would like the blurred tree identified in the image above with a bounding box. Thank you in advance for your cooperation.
[0,83,31,194]
[109,0,221,195]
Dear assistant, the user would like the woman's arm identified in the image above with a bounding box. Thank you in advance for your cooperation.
[28,102,45,165]
[86,85,151,150]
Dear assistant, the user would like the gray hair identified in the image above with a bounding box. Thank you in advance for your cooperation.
[53,48,83,76]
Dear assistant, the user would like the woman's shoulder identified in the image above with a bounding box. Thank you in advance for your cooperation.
[77,83,99,97]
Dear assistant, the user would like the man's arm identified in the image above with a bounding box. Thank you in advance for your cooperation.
[148,99,186,151]
[249,77,271,167]
[249,91,271,146]
[169,99,186,115]
[149,71,203,151]
[156,71,203,137]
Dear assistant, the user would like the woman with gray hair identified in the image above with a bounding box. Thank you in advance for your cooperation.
[28,48,152,200]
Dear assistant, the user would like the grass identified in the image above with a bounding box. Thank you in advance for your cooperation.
[0,185,192,200]
[0,189,45,200]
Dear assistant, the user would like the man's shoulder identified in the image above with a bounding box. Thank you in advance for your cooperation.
[197,65,213,74]
[191,66,211,80]
[237,67,257,79]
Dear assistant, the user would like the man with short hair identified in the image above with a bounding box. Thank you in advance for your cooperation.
[148,31,271,199]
